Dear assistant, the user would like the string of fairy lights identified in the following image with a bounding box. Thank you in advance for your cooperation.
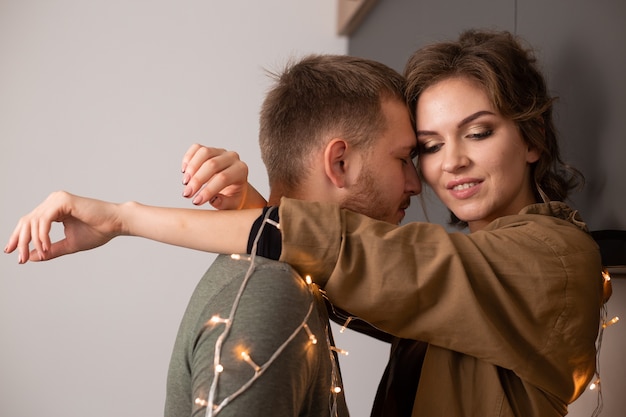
[589,268,620,417]
[195,207,348,417]
[191,208,621,417]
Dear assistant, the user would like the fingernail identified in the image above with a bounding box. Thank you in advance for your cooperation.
[192,195,202,205]
[181,162,187,173]
[182,187,192,198]
[182,174,190,185]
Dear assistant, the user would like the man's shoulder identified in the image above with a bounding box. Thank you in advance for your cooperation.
[212,253,294,273]
[208,254,312,300]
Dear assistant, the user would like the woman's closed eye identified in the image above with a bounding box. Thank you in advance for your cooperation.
[467,129,493,140]
[420,142,443,154]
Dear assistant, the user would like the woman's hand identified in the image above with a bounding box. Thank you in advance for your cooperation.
[4,191,123,263]
[181,144,267,209]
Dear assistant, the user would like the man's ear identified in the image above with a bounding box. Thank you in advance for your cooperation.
[324,139,349,188]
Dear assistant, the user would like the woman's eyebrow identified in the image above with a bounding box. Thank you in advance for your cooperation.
[416,110,496,138]
[457,110,495,128]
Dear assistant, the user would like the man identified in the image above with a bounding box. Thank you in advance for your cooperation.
[6,54,421,416]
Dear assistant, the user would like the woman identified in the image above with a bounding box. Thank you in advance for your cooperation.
[6,30,604,416]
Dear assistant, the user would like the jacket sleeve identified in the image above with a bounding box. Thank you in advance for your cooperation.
[278,197,603,402]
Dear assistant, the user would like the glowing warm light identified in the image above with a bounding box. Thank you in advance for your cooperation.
[230,253,251,261]
[303,324,318,344]
[305,275,313,285]
[215,364,224,373]
[333,386,342,394]
[210,315,229,325]
[241,351,261,372]
[195,397,208,406]
[589,379,599,390]
[339,317,353,334]
[602,316,620,328]
[331,346,349,356]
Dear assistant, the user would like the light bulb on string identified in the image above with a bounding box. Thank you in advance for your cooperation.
[602,316,619,328]
[339,317,353,334]
[304,323,318,344]
[210,315,229,325]
[331,346,349,356]
[230,253,250,261]
[196,398,209,407]
[240,351,261,373]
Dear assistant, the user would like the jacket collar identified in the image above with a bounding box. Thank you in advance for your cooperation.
[519,201,589,233]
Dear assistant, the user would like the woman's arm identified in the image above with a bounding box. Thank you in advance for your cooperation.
[276,198,602,400]
[5,145,268,263]
[4,191,261,263]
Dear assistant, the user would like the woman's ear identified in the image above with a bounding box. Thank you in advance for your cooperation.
[526,145,541,164]
[527,119,544,164]
[324,139,349,188]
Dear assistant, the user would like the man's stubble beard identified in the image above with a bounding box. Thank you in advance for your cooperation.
[340,165,397,224]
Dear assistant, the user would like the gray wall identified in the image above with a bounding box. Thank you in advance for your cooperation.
[348,1,626,416]
[0,2,349,417]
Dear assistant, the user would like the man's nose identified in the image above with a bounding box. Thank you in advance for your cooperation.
[406,161,422,196]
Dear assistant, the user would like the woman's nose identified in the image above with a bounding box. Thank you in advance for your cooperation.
[441,143,470,173]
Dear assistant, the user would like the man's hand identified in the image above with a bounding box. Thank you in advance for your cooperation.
[4,191,123,263]
[181,144,266,209]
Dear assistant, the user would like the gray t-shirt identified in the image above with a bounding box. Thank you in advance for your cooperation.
[165,254,349,417]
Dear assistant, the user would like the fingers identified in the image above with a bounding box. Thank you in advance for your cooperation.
[179,144,261,209]
[181,147,247,204]
[5,191,66,263]
[4,222,23,261]
[37,214,53,257]
[181,145,227,184]
[12,214,46,263]
[5,216,38,264]
[196,160,249,206]
[181,143,203,174]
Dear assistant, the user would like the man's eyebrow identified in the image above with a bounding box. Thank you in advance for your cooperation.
[398,144,417,154]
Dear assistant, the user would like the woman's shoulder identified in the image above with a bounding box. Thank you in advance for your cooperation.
[480,202,599,258]
[519,201,590,233]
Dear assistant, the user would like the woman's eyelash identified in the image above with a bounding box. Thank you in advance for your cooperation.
[418,128,493,153]
[420,143,441,154]
[468,129,493,139]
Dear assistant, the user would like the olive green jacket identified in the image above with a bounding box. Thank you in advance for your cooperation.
[278,199,603,417]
